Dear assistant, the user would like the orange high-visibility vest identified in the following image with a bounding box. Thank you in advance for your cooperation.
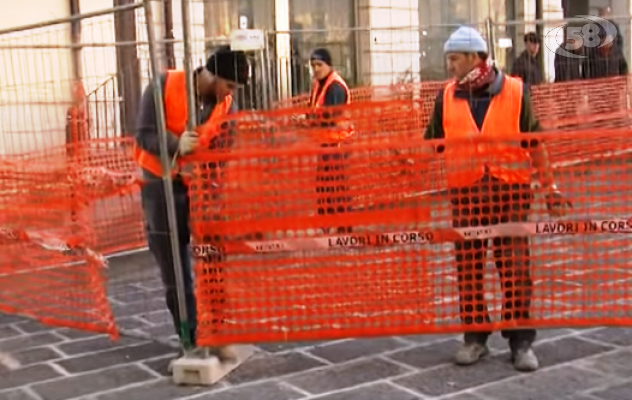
[442,75,532,188]
[309,71,354,142]
[133,69,233,178]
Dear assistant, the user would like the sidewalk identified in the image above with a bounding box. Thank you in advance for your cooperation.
[0,252,630,400]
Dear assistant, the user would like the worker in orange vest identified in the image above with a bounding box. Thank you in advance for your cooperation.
[134,46,248,364]
[306,48,354,234]
[424,26,571,372]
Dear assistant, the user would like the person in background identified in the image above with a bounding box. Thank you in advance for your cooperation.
[587,33,628,79]
[424,26,571,372]
[133,45,248,367]
[511,32,543,86]
[305,48,354,235]
[598,6,624,55]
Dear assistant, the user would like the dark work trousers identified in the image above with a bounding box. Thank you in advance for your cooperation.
[316,143,352,233]
[450,173,536,348]
[141,178,197,345]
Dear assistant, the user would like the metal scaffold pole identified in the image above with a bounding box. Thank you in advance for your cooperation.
[141,0,193,352]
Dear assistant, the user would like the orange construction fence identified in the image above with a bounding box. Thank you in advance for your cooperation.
[2,74,632,340]
[81,74,631,257]
[0,138,140,338]
[185,99,632,347]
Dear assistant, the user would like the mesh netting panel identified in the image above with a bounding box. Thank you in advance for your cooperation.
[0,139,138,337]
[187,102,632,346]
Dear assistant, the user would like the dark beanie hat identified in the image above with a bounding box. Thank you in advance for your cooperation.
[310,48,332,66]
[206,45,249,85]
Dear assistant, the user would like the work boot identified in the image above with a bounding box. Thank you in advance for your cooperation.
[511,343,539,372]
[454,342,490,366]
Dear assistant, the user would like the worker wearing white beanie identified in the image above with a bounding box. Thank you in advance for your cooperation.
[423,25,570,373]
[443,25,489,54]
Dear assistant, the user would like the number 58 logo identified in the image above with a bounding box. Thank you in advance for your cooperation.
[545,15,618,59]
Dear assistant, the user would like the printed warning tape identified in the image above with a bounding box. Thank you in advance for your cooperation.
[192,218,632,256]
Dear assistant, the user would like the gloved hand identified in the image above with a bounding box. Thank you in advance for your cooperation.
[178,130,199,156]
[546,188,572,218]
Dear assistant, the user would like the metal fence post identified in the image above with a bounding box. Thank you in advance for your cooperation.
[485,17,496,63]
[141,0,193,351]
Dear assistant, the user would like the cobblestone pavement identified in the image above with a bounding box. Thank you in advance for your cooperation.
[0,249,630,400]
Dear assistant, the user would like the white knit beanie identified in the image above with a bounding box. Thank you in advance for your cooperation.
[444,26,489,54]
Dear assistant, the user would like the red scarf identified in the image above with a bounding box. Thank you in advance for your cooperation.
[457,59,496,91]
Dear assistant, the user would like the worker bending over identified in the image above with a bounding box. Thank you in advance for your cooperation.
[134,46,248,363]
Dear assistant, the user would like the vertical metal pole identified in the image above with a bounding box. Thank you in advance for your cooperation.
[142,0,193,351]
[114,0,141,135]
[485,17,496,62]
[535,0,544,75]
[180,0,198,129]
[164,0,176,69]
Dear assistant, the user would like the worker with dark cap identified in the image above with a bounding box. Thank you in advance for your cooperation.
[307,48,354,234]
[134,45,248,364]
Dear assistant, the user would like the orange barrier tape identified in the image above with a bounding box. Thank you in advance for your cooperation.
[188,123,632,346]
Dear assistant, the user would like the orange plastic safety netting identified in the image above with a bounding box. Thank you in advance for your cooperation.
[276,75,632,130]
[0,139,140,337]
[186,101,632,347]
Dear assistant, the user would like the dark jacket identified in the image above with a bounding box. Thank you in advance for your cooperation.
[135,71,238,179]
[424,70,541,140]
[511,50,543,86]
[586,47,628,79]
[554,49,588,82]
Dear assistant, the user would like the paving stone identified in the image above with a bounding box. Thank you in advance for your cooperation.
[487,329,574,351]
[226,352,326,385]
[56,336,142,356]
[95,378,211,400]
[54,329,100,340]
[528,337,614,368]
[258,340,330,353]
[309,383,420,400]
[0,365,61,391]
[286,358,411,395]
[13,321,53,334]
[439,393,486,400]
[387,339,461,369]
[193,381,304,400]
[140,324,177,338]
[138,310,172,325]
[397,334,456,345]
[0,333,64,353]
[580,328,632,346]
[106,283,145,296]
[114,317,152,331]
[137,279,165,290]
[308,337,408,363]
[0,314,26,326]
[394,358,519,397]
[12,347,62,366]
[0,389,39,400]
[590,381,632,400]
[0,326,22,340]
[580,349,632,378]
[142,356,174,377]
[475,366,614,400]
[110,298,167,319]
[56,342,175,373]
[31,365,155,400]
[110,288,163,304]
